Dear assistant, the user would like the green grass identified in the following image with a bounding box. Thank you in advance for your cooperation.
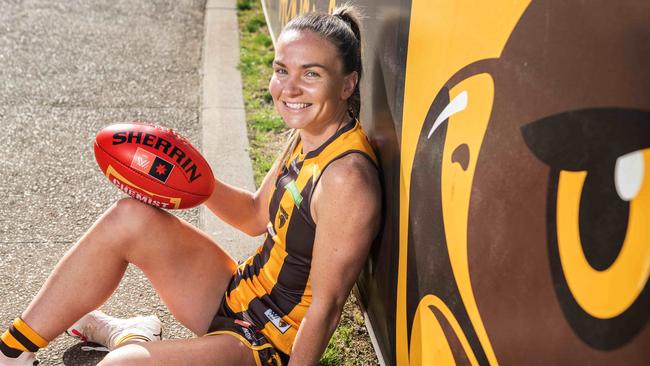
[237,0,286,184]
[236,0,253,11]
[320,324,351,365]
[236,1,379,364]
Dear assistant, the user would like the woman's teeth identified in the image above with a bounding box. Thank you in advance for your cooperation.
[284,102,311,109]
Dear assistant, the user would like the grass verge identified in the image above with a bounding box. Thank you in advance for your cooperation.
[236,1,379,365]
[237,0,285,185]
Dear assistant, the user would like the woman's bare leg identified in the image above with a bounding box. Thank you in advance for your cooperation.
[98,335,257,366]
[21,198,238,340]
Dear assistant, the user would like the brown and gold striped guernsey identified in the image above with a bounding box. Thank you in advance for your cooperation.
[221,120,377,354]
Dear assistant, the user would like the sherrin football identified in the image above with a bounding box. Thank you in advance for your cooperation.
[94,123,215,209]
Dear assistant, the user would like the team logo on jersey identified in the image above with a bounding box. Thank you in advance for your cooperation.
[278,206,289,228]
[264,309,290,334]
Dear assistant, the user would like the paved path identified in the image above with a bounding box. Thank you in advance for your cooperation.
[0,0,256,364]
[201,0,259,260]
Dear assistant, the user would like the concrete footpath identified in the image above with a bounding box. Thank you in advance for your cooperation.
[0,0,257,364]
[201,0,259,259]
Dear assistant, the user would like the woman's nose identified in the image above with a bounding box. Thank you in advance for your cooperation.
[282,77,302,97]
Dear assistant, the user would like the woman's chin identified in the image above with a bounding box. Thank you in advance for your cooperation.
[282,116,310,130]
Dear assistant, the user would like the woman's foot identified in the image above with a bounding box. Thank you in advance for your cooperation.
[67,310,162,351]
[0,350,38,366]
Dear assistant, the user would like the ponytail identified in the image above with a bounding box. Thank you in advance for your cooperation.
[332,4,363,119]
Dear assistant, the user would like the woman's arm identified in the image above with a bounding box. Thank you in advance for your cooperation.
[289,154,381,366]
[203,157,282,236]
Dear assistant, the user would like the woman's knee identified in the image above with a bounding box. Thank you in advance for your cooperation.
[98,343,151,365]
[78,198,166,255]
[99,337,257,366]
[104,198,165,233]
[112,197,162,220]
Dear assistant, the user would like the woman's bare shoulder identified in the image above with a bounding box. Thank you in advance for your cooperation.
[312,153,380,224]
[321,153,378,190]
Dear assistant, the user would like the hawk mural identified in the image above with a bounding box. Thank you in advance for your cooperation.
[263,0,649,364]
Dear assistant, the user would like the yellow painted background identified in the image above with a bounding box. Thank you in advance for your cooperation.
[397,1,530,364]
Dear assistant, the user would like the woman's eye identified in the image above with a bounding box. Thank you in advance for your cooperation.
[305,71,320,78]
[274,68,287,75]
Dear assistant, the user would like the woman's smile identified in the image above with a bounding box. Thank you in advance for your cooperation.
[282,101,313,110]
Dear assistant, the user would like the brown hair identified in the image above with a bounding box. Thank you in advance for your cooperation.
[276,4,364,167]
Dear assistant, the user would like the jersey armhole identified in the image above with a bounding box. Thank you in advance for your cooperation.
[307,150,378,221]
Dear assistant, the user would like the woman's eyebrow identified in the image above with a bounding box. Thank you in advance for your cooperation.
[302,63,327,70]
[273,60,327,70]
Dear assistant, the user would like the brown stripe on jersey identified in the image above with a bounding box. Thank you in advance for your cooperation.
[228,234,275,294]
[269,253,311,315]
[290,177,315,229]
[284,175,318,258]
[301,177,315,225]
[268,182,284,226]
[218,298,238,319]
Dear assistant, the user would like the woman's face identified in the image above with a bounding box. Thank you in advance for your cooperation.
[269,29,357,133]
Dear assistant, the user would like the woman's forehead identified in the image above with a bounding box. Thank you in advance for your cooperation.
[275,30,340,67]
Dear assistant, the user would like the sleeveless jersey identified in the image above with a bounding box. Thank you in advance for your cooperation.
[221,120,377,354]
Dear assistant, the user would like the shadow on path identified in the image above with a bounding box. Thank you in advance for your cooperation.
[62,343,106,366]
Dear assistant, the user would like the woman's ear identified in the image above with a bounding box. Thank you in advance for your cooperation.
[341,71,359,100]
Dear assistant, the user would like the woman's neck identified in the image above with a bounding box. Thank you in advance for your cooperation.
[299,111,350,154]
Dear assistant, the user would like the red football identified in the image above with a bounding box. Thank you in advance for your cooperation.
[94,123,215,209]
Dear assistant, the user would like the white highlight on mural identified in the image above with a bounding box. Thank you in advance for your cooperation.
[427,90,468,139]
[614,150,645,201]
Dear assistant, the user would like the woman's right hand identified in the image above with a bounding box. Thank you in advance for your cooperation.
[203,157,281,236]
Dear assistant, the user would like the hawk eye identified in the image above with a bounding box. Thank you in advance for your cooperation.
[615,150,645,201]
[522,107,650,348]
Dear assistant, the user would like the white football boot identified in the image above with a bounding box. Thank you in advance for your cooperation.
[0,351,38,366]
[66,310,162,351]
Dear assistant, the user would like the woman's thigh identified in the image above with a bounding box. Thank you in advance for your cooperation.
[114,199,240,335]
[98,335,257,366]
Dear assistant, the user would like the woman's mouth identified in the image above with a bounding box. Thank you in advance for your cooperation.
[283,101,312,110]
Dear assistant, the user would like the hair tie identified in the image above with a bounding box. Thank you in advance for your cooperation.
[333,12,350,25]
[333,12,360,41]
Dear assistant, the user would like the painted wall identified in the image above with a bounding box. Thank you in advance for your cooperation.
[261,1,650,365]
